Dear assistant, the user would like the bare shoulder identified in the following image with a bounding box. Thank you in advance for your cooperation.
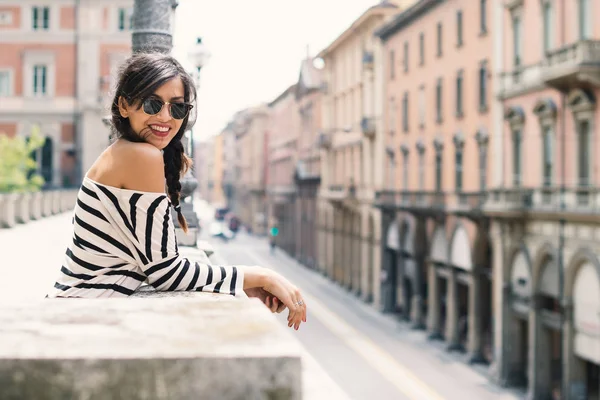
[115,141,166,193]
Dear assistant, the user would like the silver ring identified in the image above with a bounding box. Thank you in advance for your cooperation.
[296,300,304,306]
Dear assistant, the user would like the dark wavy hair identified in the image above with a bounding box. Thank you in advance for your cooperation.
[110,53,196,232]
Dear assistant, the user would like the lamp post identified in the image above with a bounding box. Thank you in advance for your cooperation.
[187,37,212,168]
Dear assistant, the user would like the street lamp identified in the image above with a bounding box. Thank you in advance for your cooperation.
[186,37,212,161]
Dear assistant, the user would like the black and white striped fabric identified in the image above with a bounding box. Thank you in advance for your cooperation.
[47,177,244,298]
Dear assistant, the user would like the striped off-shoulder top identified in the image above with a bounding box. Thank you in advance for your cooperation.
[47,177,244,298]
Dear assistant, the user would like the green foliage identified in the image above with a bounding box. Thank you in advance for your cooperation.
[0,125,46,193]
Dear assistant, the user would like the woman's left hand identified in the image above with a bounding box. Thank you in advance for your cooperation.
[244,287,287,313]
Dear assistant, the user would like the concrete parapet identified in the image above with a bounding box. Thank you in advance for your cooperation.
[0,193,17,228]
[0,293,303,400]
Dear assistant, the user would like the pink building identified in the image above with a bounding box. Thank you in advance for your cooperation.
[376,0,495,371]
[489,1,600,399]
[0,1,132,187]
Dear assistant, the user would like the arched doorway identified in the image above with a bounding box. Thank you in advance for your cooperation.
[533,250,563,400]
[449,225,472,352]
[507,248,532,388]
[428,226,448,340]
[382,218,400,314]
[567,259,600,400]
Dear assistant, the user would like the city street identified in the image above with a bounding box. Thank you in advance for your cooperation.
[0,203,524,400]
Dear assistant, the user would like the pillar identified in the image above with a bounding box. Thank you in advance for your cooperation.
[445,268,461,351]
[427,262,443,340]
[528,295,551,400]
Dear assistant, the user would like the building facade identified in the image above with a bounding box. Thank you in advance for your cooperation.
[376,0,494,365]
[293,57,323,268]
[317,1,408,306]
[489,0,600,399]
[0,0,132,188]
[234,105,270,234]
[267,84,299,254]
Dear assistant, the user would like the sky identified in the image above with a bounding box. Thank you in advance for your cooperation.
[171,0,382,140]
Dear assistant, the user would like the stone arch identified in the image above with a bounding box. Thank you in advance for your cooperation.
[429,224,447,263]
[448,223,473,271]
[509,244,534,298]
[565,247,600,299]
[386,218,401,251]
[532,242,559,295]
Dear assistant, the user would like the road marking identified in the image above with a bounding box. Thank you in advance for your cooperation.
[242,251,447,400]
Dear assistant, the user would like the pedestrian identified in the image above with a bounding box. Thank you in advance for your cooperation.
[46,53,306,330]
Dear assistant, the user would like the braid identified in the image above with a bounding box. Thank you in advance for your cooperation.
[163,139,191,233]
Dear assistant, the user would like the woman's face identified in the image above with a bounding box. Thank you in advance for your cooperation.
[118,77,187,150]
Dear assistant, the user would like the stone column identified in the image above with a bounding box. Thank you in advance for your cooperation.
[562,301,586,400]
[361,211,371,301]
[528,295,551,400]
[132,0,176,54]
[427,262,443,340]
[468,274,485,363]
[445,268,461,351]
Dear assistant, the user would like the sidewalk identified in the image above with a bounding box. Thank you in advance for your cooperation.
[227,231,526,400]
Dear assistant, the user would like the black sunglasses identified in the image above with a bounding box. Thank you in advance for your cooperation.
[142,97,193,120]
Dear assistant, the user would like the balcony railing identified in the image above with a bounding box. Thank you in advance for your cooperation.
[541,40,600,89]
[374,190,445,213]
[323,184,357,204]
[486,186,600,214]
[498,63,543,99]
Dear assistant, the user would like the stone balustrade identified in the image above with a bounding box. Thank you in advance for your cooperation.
[0,292,303,400]
[0,189,79,228]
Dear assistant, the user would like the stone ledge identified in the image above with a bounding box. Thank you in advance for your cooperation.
[0,293,303,400]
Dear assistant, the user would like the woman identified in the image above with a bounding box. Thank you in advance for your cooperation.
[47,53,306,331]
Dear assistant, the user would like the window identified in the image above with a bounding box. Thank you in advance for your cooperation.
[480,0,487,33]
[418,86,425,128]
[0,71,10,96]
[579,0,590,39]
[513,130,522,186]
[419,33,425,65]
[456,10,463,46]
[402,92,409,132]
[418,146,425,190]
[403,42,409,72]
[118,8,133,31]
[578,120,591,186]
[478,139,488,190]
[402,150,409,190]
[542,126,553,186]
[436,23,443,56]
[543,2,553,52]
[390,50,395,80]
[32,6,50,30]
[512,16,522,66]
[479,62,488,111]
[435,78,442,123]
[455,148,463,191]
[435,151,442,192]
[387,149,395,189]
[389,97,396,134]
[456,70,464,117]
[32,65,47,95]
[0,11,13,26]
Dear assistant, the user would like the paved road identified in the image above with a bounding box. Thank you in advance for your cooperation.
[199,204,525,400]
[0,203,525,400]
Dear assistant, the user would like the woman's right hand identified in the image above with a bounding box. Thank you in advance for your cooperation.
[244,267,307,330]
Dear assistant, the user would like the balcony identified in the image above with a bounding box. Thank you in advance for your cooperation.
[447,192,488,220]
[541,40,600,90]
[374,190,445,217]
[322,184,357,207]
[485,186,600,219]
[497,63,543,99]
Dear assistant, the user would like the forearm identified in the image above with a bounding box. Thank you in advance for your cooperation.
[239,265,271,290]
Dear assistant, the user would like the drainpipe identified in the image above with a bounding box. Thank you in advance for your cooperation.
[558,0,566,397]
